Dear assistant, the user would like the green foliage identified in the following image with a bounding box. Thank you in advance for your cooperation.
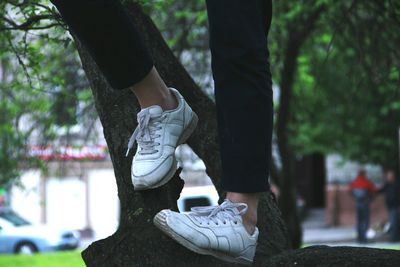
[283,1,400,169]
[0,251,85,267]
[148,0,211,91]
[0,0,93,186]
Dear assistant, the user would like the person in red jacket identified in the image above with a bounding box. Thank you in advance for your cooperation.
[349,169,377,243]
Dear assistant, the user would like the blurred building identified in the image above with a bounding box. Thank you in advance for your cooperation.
[10,146,119,240]
[324,154,386,227]
[295,153,387,227]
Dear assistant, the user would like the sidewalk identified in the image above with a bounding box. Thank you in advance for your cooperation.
[302,208,400,250]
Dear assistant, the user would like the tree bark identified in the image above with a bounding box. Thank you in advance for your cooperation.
[265,245,400,267]
[276,35,302,249]
[73,2,291,266]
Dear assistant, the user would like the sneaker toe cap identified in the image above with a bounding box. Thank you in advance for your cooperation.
[165,212,211,248]
[132,155,175,185]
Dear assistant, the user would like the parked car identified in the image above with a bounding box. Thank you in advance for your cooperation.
[0,208,80,254]
[177,185,219,212]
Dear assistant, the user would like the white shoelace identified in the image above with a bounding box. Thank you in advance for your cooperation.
[189,200,247,225]
[125,109,166,156]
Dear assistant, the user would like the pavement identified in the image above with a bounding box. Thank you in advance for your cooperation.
[302,208,400,249]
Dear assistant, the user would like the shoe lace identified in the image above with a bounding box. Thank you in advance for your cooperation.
[189,200,247,225]
[125,109,166,156]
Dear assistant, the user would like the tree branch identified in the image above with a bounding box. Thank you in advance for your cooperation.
[1,14,57,31]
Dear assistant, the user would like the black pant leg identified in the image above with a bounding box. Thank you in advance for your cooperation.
[206,0,273,193]
[51,0,153,90]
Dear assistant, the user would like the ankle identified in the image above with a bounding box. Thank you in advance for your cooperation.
[131,67,178,110]
[242,203,258,235]
[242,213,257,235]
[161,89,178,110]
[226,192,260,235]
[135,87,178,111]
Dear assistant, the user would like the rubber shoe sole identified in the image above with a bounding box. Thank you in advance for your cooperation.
[153,209,253,265]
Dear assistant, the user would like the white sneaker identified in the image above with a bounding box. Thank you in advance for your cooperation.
[126,88,198,190]
[154,200,259,265]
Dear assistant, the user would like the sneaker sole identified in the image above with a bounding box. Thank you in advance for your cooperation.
[134,112,199,191]
[153,210,253,265]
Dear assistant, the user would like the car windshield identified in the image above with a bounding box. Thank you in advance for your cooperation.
[0,210,31,226]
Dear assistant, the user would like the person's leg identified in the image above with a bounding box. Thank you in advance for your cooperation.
[207,0,273,234]
[51,0,196,190]
[154,0,273,264]
[364,204,370,241]
[132,67,177,110]
[356,205,364,242]
[388,207,400,241]
[51,0,176,110]
[227,192,261,234]
[393,208,400,241]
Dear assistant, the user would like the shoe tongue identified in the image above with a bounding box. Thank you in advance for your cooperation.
[223,199,247,215]
[141,105,163,116]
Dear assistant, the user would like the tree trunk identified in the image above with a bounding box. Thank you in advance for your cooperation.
[275,5,325,249]
[276,35,303,249]
[72,2,291,266]
[265,246,400,267]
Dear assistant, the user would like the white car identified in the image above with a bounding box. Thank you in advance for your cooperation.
[0,208,80,254]
[177,185,219,212]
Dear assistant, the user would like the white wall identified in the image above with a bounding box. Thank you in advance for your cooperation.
[10,170,42,224]
[46,176,86,230]
[87,169,119,240]
[9,168,120,240]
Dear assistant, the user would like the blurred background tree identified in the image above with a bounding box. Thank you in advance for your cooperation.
[289,1,400,170]
[0,0,94,186]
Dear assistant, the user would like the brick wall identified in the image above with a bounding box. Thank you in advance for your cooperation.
[325,184,388,227]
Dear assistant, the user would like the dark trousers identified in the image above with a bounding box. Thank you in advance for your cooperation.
[51,0,273,193]
[388,207,400,241]
[356,202,370,242]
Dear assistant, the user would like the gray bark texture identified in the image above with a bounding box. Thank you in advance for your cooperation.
[75,2,291,267]
[264,245,400,267]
